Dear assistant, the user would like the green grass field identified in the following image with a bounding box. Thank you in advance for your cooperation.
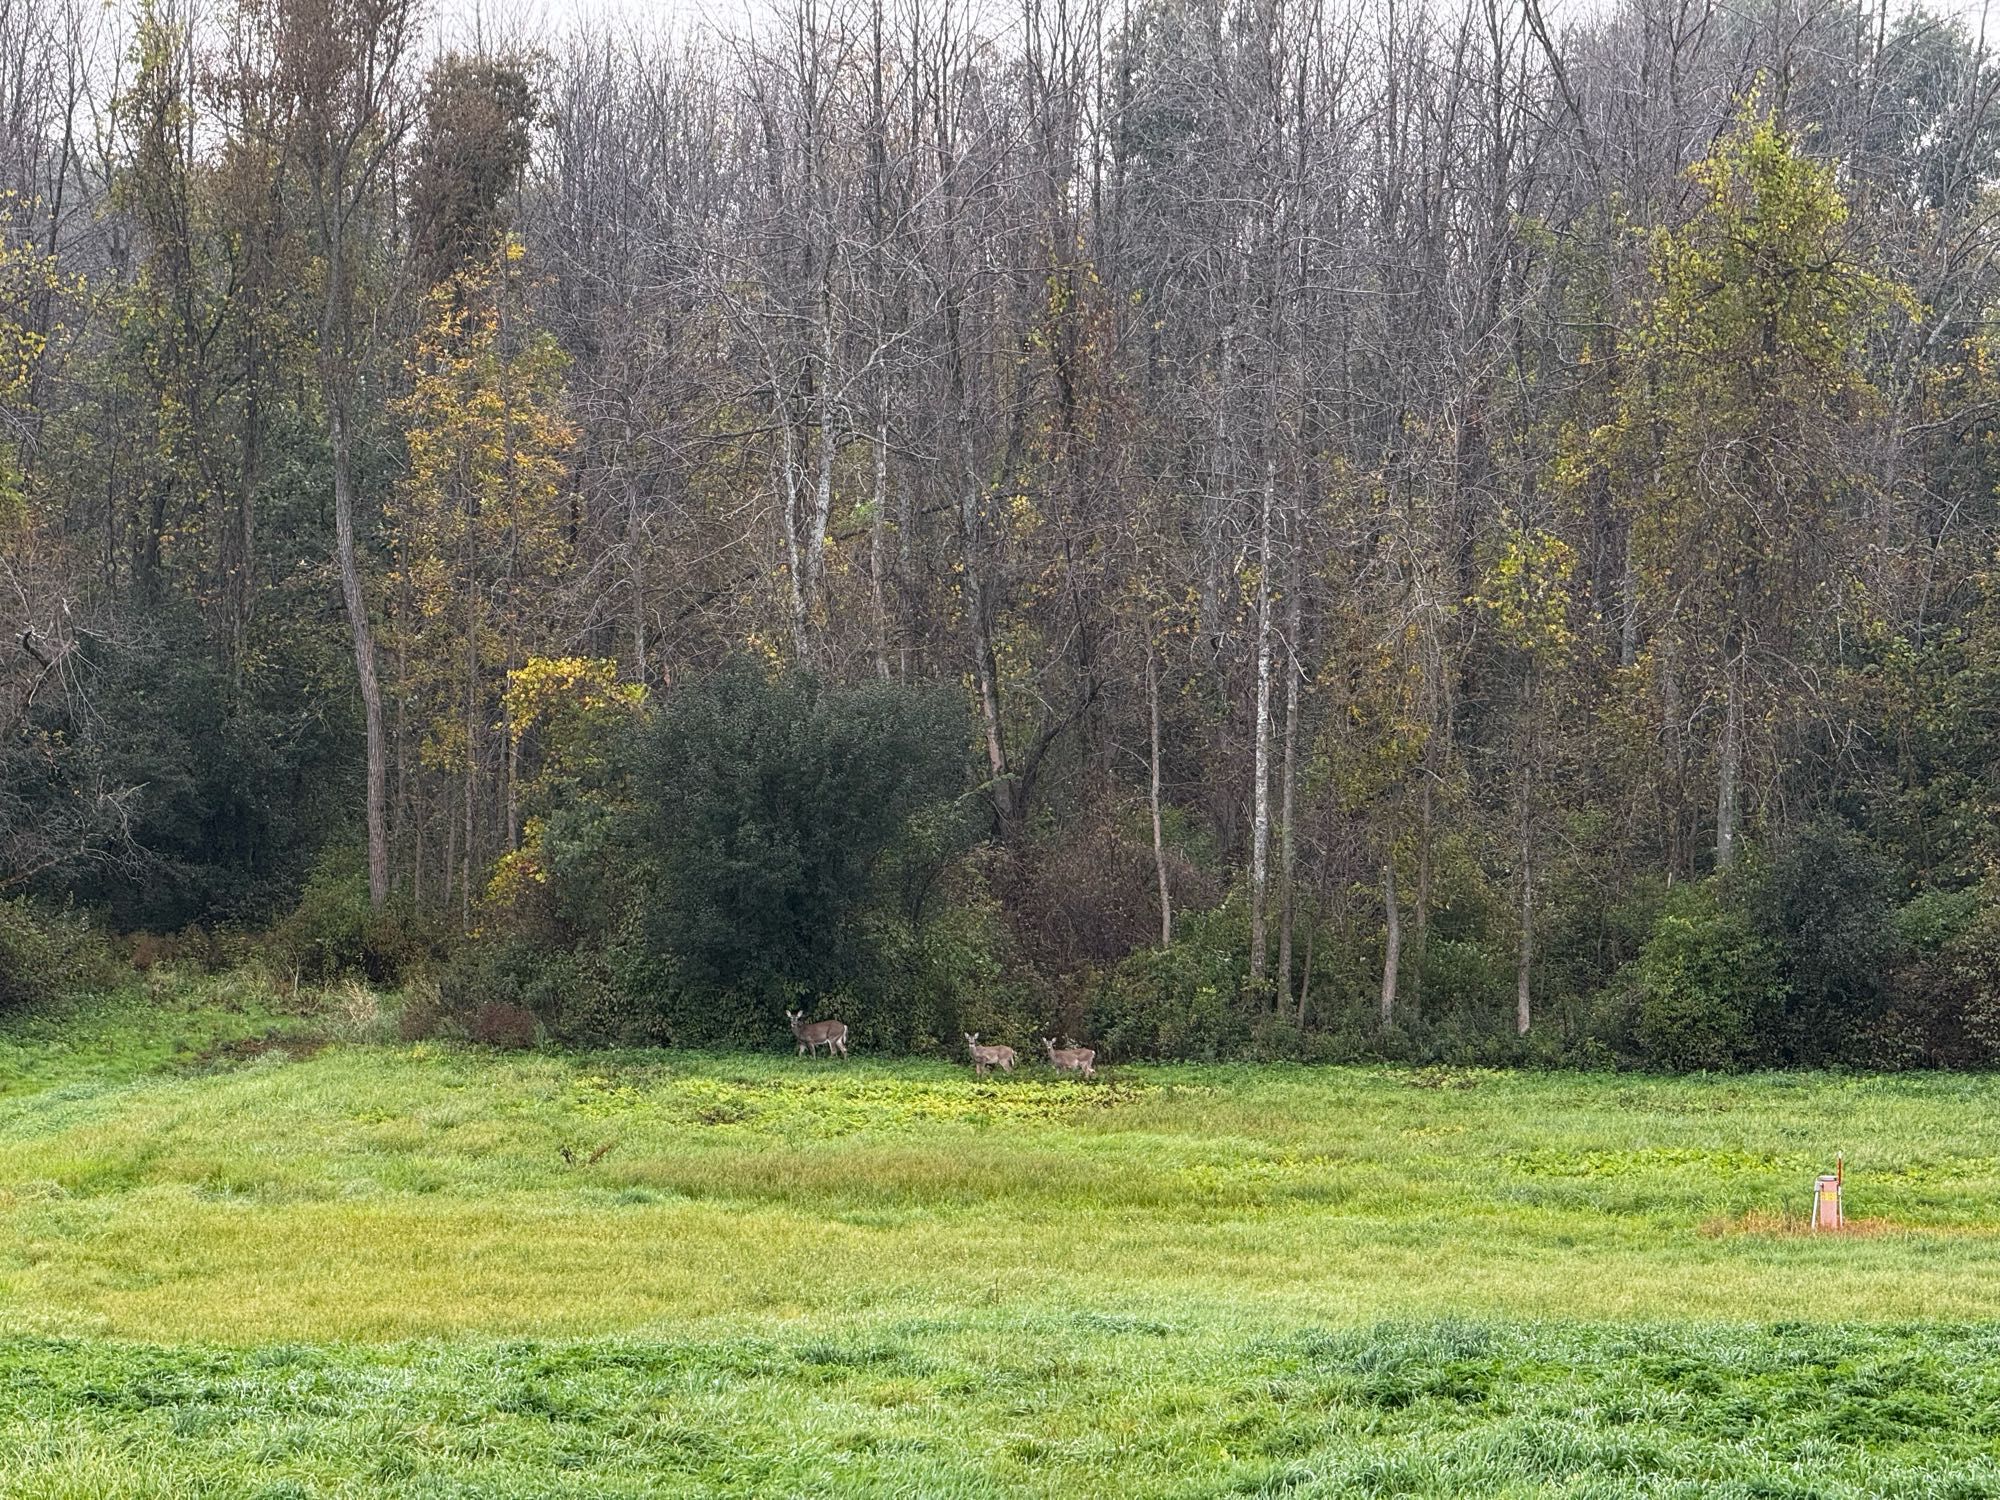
[6,975,2000,1495]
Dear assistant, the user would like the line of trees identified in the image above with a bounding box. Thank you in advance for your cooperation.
[8,0,2000,1064]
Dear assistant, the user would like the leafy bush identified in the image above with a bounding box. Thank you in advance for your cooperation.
[1410,938,1516,1038]
[1893,887,1982,955]
[268,849,444,984]
[437,938,634,1048]
[629,660,967,1023]
[868,890,1036,1054]
[1872,885,2000,1066]
[397,978,449,1042]
[1625,879,1785,1071]
[467,1001,539,1050]
[0,899,122,1011]
[61,601,358,930]
[1863,887,1983,1066]
[1752,818,1899,1063]
[1087,904,1250,1061]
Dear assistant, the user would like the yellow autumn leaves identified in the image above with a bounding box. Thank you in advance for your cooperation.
[389,236,579,778]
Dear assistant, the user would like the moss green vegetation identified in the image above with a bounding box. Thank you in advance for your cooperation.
[5,977,2000,1495]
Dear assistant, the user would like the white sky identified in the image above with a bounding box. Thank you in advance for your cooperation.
[438,0,750,46]
[459,0,2000,43]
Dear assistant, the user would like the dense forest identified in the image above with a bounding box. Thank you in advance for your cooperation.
[5,0,2000,1067]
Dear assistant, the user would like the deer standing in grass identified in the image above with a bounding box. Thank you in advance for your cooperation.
[1041,1037,1096,1079]
[965,1033,1017,1078]
[787,1009,849,1059]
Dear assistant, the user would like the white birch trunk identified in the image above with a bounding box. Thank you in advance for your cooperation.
[1380,859,1401,1029]
[1148,639,1171,946]
[1247,452,1277,992]
[1715,648,1742,871]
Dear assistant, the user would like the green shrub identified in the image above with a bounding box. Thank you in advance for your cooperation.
[1753,818,1899,1063]
[268,849,444,984]
[1865,887,1985,1066]
[1893,887,1981,955]
[439,939,635,1048]
[467,1001,540,1050]
[1880,885,2000,1066]
[629,660,968,1019]
[1410,938,1514,1034]
[1627,879,1785,1071]
[1086,905,1250,1061]
[868,892,1036,1054]
[0,899,122,1011]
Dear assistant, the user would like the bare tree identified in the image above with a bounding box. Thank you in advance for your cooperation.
[274,0,417,909]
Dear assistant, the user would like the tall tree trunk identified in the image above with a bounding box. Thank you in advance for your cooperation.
[777,428,810,661]
[393,644,408,901]
[1715,644,1742,871]
[870,414,892,679]
[897,459,913,681]
[804,303,838,626]
[1619,525,1639,668]
[1148,638,1171,946]
[231,284,262,695]
[1380,858,1401,1028]
[506,713,521,853]
[1274,555,1301,1015]
[331,399,389,909]
[1247,452,1276,994]
[1517,664,1537,1035]
[1516,855,1533,1035]
[958,438,1015,837]
[1297,908,1314,1030]
[1663,639,1687,877]
[1412,776,1433,1016]
[1516,781,1533,1036]
[626,469,648,687]
[464,618,477,930]
[407,657,423,912]
[442,800,456,918]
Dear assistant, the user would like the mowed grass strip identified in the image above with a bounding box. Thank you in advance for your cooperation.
[6,1320,2000,1497]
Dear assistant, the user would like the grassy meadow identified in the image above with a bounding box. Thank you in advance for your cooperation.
[6,975,2000,1495]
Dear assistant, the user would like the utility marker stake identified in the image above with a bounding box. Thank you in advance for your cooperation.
[1811,1153,1845,1231]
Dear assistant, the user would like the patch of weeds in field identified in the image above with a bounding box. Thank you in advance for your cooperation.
[567,1072,653,1120]
[1871,1153,2000,1186]
[1176,1153,1354,1209]
[644,1069,1158,1141]
[1405,1065,1494,1091]
[1507,1145,1810,1179]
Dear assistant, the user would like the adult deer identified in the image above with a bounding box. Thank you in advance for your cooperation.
[787,1009,849,1059]
[965,1033,1017,1078]
[1041,1037,1096,1079]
